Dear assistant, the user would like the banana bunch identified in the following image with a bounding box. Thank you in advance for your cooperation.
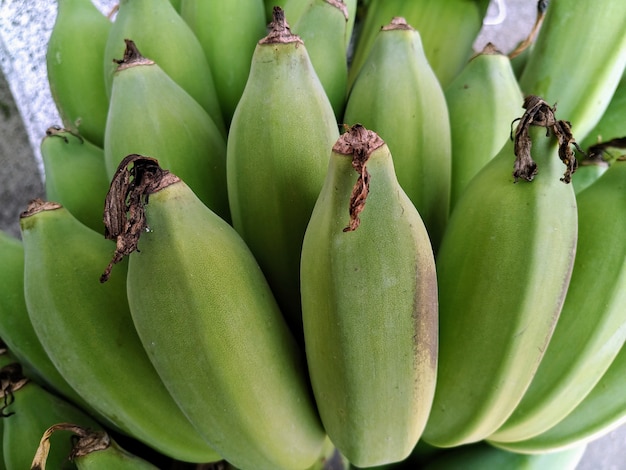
[2,0,626,468]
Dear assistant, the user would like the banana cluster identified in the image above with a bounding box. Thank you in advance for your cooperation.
[1,0,626,469]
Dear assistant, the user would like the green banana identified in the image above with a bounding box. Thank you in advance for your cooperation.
[40,126,110,234]
[488,155,626,443]
[46,0,111,148]
[301,124,438,467]
[445,43,524,210]
[284,0,349,118]
[348,0,491,89]
[104,39,229,222]
[20,199,221,463]
[0,229,89,411]
[103,0,225,134]
[421,441,587,470]
[1,363,101,470]
[421,119,578,447]
[31,424,159,470]
[489,337,626,454]
[103,155,326,470]
[518,0,626,141]
[179,0,267,125]
[226,7,339,339]
[343,17,451,251]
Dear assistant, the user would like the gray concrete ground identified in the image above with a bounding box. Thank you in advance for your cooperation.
[0,0,624,468]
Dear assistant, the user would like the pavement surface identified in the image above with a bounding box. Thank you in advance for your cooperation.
[0,0,624,468]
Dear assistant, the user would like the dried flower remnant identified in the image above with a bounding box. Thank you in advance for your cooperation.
[100,154,179,283]
[510,95,583,183]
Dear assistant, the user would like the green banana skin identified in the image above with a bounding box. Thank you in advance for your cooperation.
[19,201,221,463]
[422,128,578,448]
[445,44,524,211]
[571,158,609,195]
[519,0,626,141]
[343,18,451,251]
[488,339,626,454]
[1,364,101,470]
[104,0,225,135]
[226,9,339,340]
[0,230,90,412]
[180,0,267,126]
[301,125,438,467]
[40,127,110,234]
[488,156,626,443]
[421,441,587,470]
[104,40,229,222]
[114,161,325,470]
[286,0,349,119]
[348,0,491,89]
[46,0,111,148]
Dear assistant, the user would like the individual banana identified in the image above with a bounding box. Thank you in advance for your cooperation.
[0,229,89,412]
[104,39,229,222]
[1,363,101,470]
[103,0,225,135]
[421,104,578,447]
[46,0,111,148]
[348,0,491,89]
[487,155,626,443]
[20,199,221,463]
[102,155,326,470]
[179,0,267,125]
[40,126,110,234]
[343,17,451,251]
[301,124,438,467]
[284,0,349,118]
[489,338,626,454]
[421,441,587,470]
[444,43,524,210]
[518,0,626,141]
[226,7,339,339]
[31,424,159,470]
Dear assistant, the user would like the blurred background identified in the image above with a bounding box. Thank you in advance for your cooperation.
[0,0,624,467]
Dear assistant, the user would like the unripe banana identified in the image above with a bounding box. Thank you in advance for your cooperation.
[422,441,587,470]
[104,39,229,222]
[301,125,438,467]
[0,230,89,412]
[20,199,221,463]
[343,17,451,251]
[284,0,349,118]
[180,0,267,125]
[488,156,626,444]
[31,424,158,470]
[519,0,626,141]
[444,43,524,210]
[227,7,339,338]
[104,0,225,134]
[421,124,578,447]
[103,155,326,470]
[1,363,101,470]
[46,0,111,147]
[348,0,491,89]
[40,127,110,234]
[489,337,626,454]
